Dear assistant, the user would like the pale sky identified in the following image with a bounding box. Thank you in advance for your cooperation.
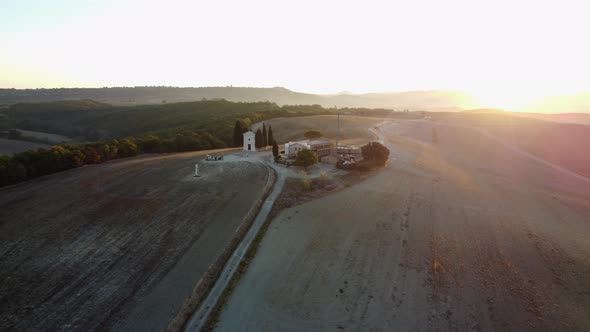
[1,0,589,109]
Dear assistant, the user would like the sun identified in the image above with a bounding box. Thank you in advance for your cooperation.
[470,89,543,111]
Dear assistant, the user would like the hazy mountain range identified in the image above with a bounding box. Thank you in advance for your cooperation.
[1,87,589,114]
[0,87,478,111]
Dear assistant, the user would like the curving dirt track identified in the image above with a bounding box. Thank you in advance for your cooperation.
[0,150,269,331]
[215,120,590,331]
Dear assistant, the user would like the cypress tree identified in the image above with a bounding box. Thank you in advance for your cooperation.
[233,120,243,147]
[272,139,279,158]
[268,125,274,147]
[255,129,263,149]
[262,123,267,146]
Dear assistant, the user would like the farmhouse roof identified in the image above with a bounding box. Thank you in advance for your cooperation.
[288,138,332,146]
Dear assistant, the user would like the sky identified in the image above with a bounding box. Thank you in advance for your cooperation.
[1,0,590,110]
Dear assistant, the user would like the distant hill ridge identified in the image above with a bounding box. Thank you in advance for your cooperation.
[2,87,589,114]
[0,87,477,111]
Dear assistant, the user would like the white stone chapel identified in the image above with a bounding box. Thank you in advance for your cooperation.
[243,131,256,151]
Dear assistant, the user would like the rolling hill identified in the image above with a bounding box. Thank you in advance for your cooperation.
[1,99,308,141]
[0,87,477,111]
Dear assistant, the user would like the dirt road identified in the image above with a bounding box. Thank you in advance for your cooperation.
[185,158,284,331]
[214,120,590,331]
[0,149,270,330]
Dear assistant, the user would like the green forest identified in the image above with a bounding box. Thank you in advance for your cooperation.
[0,99,334,186]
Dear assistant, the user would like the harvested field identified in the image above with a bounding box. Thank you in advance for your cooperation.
[0,138,50,155]
[215,119,590,331]
[434,112,590,178]
[0,150,270,330]
[267,169,381,223]
[253,115,383,145]
[16,129,72,144]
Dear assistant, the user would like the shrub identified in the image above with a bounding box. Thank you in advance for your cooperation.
[301,178,312,191]
[139,135,162,153]
[304,130,323,139]
[294,149,318,168]
[361,141,390,166]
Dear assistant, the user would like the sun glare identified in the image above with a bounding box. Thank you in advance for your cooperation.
[470,89,548,111]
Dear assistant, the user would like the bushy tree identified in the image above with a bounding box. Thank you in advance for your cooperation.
[84,146,102,164]
[140,135,162,153]
[117,138,139,158]
[304,130,323,139]
[161,138,177,152]
[295,149,318,168]
[99,143,118,161]
[361,141,390,166]
[262,123,267,146]
[174,134,209,151]
[0,157,26,185]
[57,145,85,168]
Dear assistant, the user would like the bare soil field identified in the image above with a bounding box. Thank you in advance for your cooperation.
[0,138,51,155]
[215,118,590,331]
[516,112,590,125]
[253,115,383,145]
[0,149,269,330]
[16,129,72,144]
[435,112,590,178]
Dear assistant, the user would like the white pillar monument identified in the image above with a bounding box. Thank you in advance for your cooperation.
[194,164,200,177]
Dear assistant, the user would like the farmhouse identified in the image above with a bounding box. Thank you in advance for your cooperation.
[320,145,362,165]
[243,131,256,151]
[285,139,333,158]
[320,154,341,164]
[285,142,308,158]
[335,145,362,160]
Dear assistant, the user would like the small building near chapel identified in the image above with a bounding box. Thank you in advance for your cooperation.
[321,145,362,165]
[335,145,362,160]
[320,154,341,165]
[285,139,333,159]
[284,142,308,158]
[243,131,256,151]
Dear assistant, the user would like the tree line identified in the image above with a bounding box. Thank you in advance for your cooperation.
[0,103,330,187]
[0,129,254,187]
[0,99,398,187]
[0,138,138,186]
[1,100,332,142]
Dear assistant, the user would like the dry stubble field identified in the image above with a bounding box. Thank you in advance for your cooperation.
[0,138,51,155]
[0,149,269,330]
[253,115,383,145]
[215,117,590,331]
